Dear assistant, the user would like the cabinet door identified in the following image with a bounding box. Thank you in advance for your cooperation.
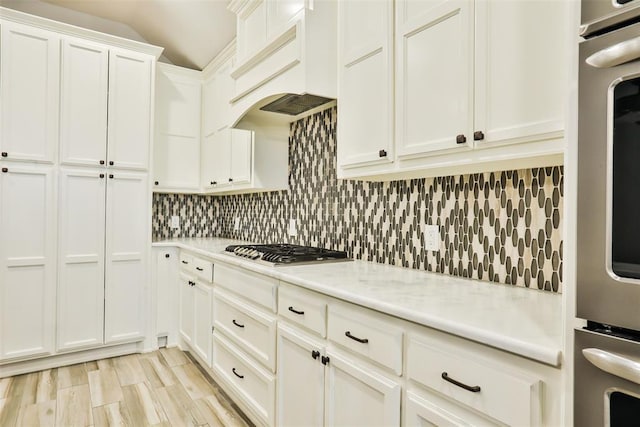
[230,129,253,185]
[277,324,325,427]
[210,129,233,189]
[57,168,106,351]
[154,68,201,190]
[0,23,59,163]
[193,281,213,365]
[154,248,178,339]
[203,57,234,137]
[0,165,56,360]
[396,0,473,156]
[337,0,394,169]
[474,0,566,147]
[59,39,109,167]
[104,171,148,343]
[107,49,152,170]
[325,350,401,426]
[405,390,472,427]
[179,274,194,344]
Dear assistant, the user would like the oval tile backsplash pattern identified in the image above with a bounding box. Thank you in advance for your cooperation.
[153,107,564,293]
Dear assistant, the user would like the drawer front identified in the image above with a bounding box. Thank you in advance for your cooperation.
[215,262,277,312]
[278,283,327,337]
[192,256,213,283]
[327,303,403,375]
[212,332,275,426]
[407,333,541,427]
[213,289,276,371]
[179,252,194,273]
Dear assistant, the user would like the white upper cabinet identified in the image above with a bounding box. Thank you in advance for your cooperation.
[59,39,109,167]
[396,0,473,157]
[337,0,394,170]
[203,56,234,136]
[57,168,106,351]
[154,64,202,191]
[107,49,153,171]
[231,128,253,185]
[0,23,59,164]
[0,165,56,361]
[104,171,148,344]
[474,0,566,147]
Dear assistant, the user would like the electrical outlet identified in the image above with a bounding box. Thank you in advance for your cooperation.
[424,224,440,251]
[170,216,180,229]
[288,219,298,237]
[234,217,241,231]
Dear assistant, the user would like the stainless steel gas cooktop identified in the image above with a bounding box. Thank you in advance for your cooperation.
[224,243,351,266]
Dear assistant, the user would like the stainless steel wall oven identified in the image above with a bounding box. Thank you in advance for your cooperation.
[577,1,640,426]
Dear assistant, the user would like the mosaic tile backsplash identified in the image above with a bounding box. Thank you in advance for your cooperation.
[153,107,564,292]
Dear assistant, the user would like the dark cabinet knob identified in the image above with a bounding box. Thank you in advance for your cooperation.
[99,173,105,178]
[311,350,320,360]
[108,174,114,179]
[473,131,485,141]
[1,152,7,157]
[165,254,170,258]
[456,134,467,144]
[109,161,114,166]
[154,181,159,186]
[1,168,7,173]
[321,355,330,365]
[379,149,387,158]
[228,178,233,182]
[99,160,105,165]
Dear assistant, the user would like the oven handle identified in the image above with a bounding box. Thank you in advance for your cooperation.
[586,36,640,69]
[583,348,640,385]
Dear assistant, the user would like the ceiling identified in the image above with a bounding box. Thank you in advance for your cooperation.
[4,0,236,70]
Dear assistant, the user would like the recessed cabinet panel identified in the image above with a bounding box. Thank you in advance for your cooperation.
[0,24,59,163]
[104,172,148,343]
[267,0,305,37]
[396,0,473,157]
[59,40,109,167]
[108,50,152,170]
[57,169,106,351]
[155,135,201,189]
[210,129,232,188]
[231,129,253,185]
[474,0,566,146]
[240,2,267,59]
[0,166,56,360]
[180,273,195,344]
[193,281,213,365]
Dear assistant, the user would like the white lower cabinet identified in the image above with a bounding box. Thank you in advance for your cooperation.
[179,270,213,366]
[405,388,495,427]
[179,273,195,345]
[0,164,56,361]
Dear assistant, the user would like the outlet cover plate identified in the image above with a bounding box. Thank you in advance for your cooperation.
[424,225,440,251]
[170,216,180,229]
[288,219,297,237]
[234,217,241,231]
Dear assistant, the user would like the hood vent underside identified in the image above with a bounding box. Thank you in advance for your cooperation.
[259,93,333,116]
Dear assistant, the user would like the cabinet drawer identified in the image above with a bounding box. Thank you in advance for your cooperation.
[192,256,213,283]
[212,332,275,426]
[215,262,277,312]
[213,289,276,371]
[407,333,541,427]
[179,252,194,273]
[278,283,327,337]
[327,303,403,375]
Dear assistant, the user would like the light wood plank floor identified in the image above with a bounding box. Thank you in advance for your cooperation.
[0,348,252,427]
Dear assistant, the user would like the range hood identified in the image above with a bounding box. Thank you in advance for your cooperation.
[259,93,334,116]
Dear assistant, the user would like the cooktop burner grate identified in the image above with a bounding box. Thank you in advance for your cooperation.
[225,243,349,265]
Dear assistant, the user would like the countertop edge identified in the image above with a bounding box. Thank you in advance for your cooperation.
[152,241,563,367]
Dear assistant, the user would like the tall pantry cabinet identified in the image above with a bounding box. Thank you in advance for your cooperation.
[0,10,161,364]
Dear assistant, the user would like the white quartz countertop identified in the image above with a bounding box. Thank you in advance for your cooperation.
[153,238,563,367]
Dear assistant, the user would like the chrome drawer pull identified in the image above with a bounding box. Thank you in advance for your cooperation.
[232,368,244,379]
[232,319,245,328]
[441,372,481,393]
[288,306,305,315]
[345,331,368,344]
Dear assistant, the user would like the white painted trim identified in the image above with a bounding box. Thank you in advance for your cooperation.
[0,7,164,59]
[157,62,203,80]
[202,39,237,78]
[0,342,143,378]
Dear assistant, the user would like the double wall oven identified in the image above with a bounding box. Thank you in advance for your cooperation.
[577,1,640,425]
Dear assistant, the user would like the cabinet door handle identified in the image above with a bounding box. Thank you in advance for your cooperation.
[321,355,330,365]
[232,319,245,328]
[1,168,7,173]
[311,350,320,360]
[181,260,188,265]
[196,267,204,271]
[109,161,114,166]
[473,131,485,141]
[228,178,233,182]
[441,372,481,393]
[165,254,170,258]
[99,160,105,165]
[456,134,467,144]
[99,173,105,178]
[288,306,304,315]
[108,174,114,179]
[1,152,7,157]
[345,331,368,344]
[188,281,195,286]
[154,181,159,186]
[379,149,387,158]
[232,368,244,379]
